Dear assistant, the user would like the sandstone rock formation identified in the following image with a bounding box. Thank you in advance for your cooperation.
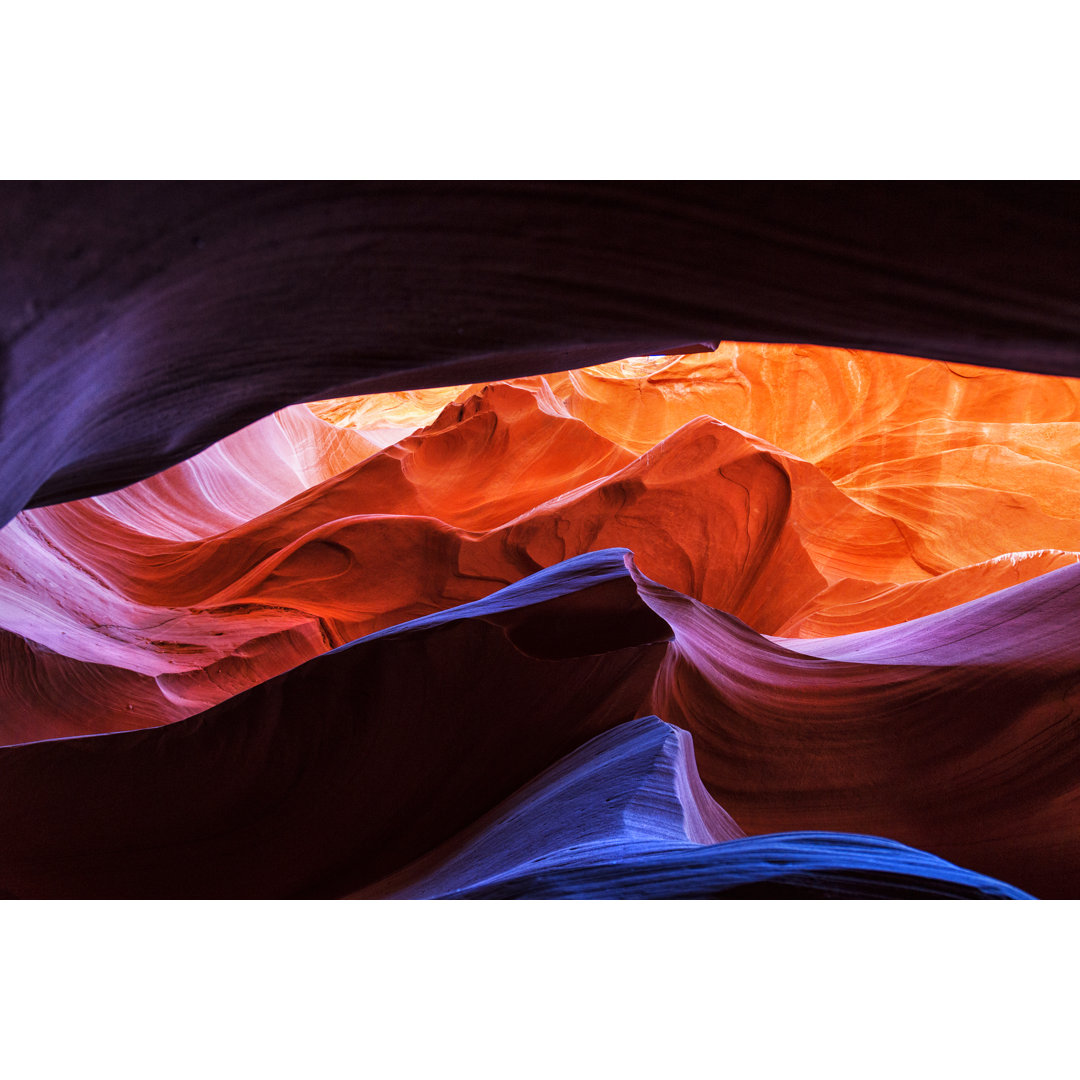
[4,183,1079,899]
[0,550,1043,898]
[2,346,1077,750]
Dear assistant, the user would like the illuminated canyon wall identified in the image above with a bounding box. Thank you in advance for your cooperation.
[3,334,1080,898]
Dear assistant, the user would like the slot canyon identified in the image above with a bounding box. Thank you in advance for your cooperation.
[3,182,1079,898]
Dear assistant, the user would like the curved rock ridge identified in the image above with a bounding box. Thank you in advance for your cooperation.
[6,183,1080,903]
[357,716,1027,901]
[450,834,1032,900]
[356,716,745,900]
[6,182,1080,532]
[0,550,1038,899]
[4,349,1080,743]
[85,404,380,542]
[0,551,669,898]
[527,345,1080,576]
[630,555,1080,900]
[82,385,483,543]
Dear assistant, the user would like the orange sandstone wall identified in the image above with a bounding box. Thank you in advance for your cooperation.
[1,344,1078,745]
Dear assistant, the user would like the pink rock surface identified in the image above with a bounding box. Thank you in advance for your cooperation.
[4,183,1079,901]
[3,346,1080,745]
[0,549,1069,898]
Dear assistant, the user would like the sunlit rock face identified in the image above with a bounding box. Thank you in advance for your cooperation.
[2,344,1078,735]
[1,340,1078,897]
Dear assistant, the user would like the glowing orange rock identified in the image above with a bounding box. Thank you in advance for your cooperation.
[534,344,1080,461]
[2,343,1080,746]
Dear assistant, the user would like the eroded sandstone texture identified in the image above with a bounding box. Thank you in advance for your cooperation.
[3,182,1080,899]
[0,337,1077,898]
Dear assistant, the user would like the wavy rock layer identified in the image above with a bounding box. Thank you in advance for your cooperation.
[633,555,1080,900]
[6,182,1080,903]
[2,345,1078,743]
[0,552,1037,899]
[2,338,1079,899]
[6,182,1080,533]
[358,716,1028,901]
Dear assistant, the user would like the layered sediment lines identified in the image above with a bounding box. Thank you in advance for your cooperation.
[6,182,1080,532]
[0,551,1040,899]
[357,716,1028,901]
[2,346,1079,741]
[631,555,1080,900]
[2,343,1079,899]
[6,183,1080,902]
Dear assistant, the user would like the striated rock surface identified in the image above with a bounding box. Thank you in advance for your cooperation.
[633,555,1080,900]
[0,551,1040,899]
[0,554,669,898]
[3,346,1080,745]
[358,716,1028,901]
[6,183,1080,902]
[5,182,1080,535]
